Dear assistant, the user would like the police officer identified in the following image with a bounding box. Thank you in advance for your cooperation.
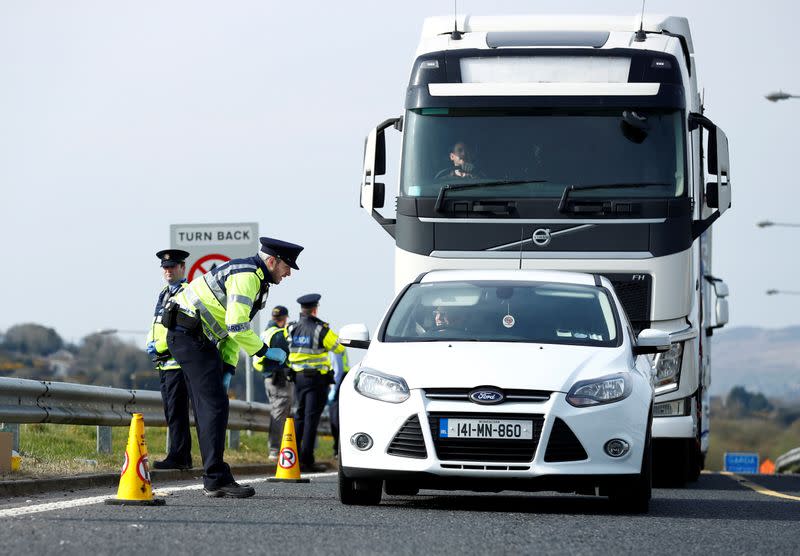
[288,293,345,472]
[165,237,303,498]
[253,305,293,462]
[146,249,193,470]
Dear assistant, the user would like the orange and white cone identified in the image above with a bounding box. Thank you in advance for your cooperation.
[267,417,310,483]
[105,413,166,506]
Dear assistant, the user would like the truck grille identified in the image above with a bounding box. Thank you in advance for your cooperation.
[602,273,652,333]
[428,413,545,463]
[387,415,427,459]
[544,418,588,462]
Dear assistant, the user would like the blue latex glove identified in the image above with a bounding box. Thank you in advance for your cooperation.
[265,347,287,365]
[222,371,234,392]
[146,341,158,356]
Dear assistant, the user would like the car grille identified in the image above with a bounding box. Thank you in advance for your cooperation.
[544,418,588,462]
[386,415,427,459]
[428,412,545,463]
[602,273,652,333]
[425,388,551,403]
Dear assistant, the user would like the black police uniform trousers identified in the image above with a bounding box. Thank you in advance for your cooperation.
[158,368,193,466]
[166,329,234,489]
[294,371,330,466]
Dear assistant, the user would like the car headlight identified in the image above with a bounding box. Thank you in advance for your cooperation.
[654,342,683,392]
[354,368,410,403]
[566,373,631,407]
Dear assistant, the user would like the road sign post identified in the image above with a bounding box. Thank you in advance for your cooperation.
[171,222,260,403]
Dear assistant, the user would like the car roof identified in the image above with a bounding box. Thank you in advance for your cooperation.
[418,269,603,287]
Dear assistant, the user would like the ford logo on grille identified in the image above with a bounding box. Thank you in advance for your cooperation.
[469,388,505,405]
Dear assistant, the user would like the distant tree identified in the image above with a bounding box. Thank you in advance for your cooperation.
[2,323,64,356]
[727,385,773,414]
[74,333,152,388]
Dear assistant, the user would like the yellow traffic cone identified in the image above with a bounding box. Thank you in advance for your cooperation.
[105,413,166,506]
[267,417,310,483]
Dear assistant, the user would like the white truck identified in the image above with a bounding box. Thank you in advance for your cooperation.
[358,14,731,484]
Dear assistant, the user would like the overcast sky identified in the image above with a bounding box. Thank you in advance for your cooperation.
[1,0,799,345]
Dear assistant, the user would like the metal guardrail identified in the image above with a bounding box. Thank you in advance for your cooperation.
[0,376,270,431]
[775,447,800,473]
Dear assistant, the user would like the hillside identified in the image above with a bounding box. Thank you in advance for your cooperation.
[711,326,800,400]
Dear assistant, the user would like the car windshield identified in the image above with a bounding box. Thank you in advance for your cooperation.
[400,108,685,200]
[383,280,620,347]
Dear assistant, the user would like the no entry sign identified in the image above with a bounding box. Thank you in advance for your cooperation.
[171,222,259,280]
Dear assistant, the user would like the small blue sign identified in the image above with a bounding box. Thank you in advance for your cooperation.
[439,419,449,438]
[724,452,759,473]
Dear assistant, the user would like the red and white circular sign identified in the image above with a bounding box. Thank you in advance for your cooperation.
[278,447,297,469]
[188,254,231,282]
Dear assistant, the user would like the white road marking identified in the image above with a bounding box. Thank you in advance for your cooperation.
[0,472,337,518]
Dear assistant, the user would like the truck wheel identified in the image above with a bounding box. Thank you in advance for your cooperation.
[384,481,420,496]
[338,465,383,506]
[609,422,652,514]
[653,439,689,487]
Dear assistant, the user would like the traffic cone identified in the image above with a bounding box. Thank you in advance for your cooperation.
[267,417,310,483]
[105,413,166,506]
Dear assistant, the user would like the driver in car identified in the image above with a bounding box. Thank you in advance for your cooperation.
[432,306,469,336]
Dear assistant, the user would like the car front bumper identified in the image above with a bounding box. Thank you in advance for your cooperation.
[340,383,651,483]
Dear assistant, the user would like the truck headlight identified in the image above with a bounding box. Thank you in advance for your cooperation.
[354,369,410,403]
[654,342,683,393]
[566,373,631,407]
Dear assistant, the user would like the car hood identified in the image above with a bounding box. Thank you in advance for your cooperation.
[359,341,631,393]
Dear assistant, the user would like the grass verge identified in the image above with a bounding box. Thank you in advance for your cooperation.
[1,423,334,480]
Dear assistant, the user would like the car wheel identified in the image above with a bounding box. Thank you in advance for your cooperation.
[338,465,383,506]
[384,481,420,496]
[609,419,652,514]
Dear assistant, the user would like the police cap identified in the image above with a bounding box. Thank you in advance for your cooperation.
[259,237,304,270]
[271,305,289,318]
[297,293,321,308]
[156,249,190,268]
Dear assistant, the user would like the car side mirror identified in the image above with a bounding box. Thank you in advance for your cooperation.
[633,328,671,355]
[339,323,371,349]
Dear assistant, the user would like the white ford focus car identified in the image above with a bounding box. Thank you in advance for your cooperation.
[338,270,670,513]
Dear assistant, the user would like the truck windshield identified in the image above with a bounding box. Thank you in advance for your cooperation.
[383,280,620,347]
[400,108,685,200]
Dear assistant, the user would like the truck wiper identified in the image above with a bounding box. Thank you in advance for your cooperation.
[557,182,671,213]
[434,179,547,213]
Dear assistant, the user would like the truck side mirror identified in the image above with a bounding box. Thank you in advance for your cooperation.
[715,298,729,328]
[373,183,385,209]
[360,117,400,214]
[706,126,731,213]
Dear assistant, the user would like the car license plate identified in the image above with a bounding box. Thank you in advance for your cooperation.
[439,418,533,440]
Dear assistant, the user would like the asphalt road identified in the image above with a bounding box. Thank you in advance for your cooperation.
[1,472,799,555]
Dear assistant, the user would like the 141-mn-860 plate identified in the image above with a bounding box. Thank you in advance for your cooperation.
[438,418,533,440]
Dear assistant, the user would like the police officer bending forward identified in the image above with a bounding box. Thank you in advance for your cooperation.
[165,237,302,498]
[288,293,345,473]
[146,249,193,470]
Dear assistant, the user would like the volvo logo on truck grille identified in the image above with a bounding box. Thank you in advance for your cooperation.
[532,228,552,246]
[469,388,505,405]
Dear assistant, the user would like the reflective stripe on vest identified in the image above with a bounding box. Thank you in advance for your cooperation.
[205,262,259,306]
[289,323,326,355]
[184,285,228,340]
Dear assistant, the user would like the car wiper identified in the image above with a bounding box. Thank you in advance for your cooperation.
[557,182,671,213]
[435,179,547,213]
